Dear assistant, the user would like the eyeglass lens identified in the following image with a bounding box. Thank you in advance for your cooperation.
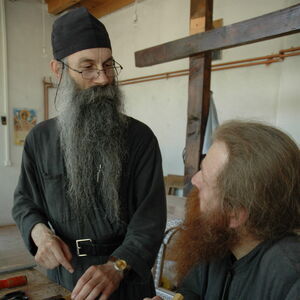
[82,64,122,80]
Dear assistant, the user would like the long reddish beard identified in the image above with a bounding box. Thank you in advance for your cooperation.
[173,188,239,283]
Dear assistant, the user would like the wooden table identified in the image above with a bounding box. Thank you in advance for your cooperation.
[0,268,70,299]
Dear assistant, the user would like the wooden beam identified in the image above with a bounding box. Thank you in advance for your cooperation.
[135,4,300,67]
[184,0,212,194]
[190,18,222,35]
[83,0,135,18]
[46,0,80,15]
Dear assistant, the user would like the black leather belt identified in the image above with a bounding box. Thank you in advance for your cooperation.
[65,236,124,257]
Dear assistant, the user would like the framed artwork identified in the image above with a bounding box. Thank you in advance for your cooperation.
[13,108,37,145]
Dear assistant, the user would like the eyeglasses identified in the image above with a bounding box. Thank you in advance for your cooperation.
[58,59,123,80]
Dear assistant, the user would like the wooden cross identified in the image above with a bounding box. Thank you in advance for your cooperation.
[135,1,300,193]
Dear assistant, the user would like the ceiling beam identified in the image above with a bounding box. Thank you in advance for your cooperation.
[85,0,136,18]
[46,0,80,15]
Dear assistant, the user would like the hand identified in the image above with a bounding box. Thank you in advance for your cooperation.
[31,223,74,273]
[143,297,162,300]
[71,262,124,300]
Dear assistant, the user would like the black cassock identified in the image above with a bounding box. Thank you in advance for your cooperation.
[177,234,300,300]
[13,116,166,299]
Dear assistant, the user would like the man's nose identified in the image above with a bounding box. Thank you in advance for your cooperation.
[191,170,201,188]
[92,71,109,86]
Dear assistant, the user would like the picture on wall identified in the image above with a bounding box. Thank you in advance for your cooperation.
[13,108,37,145]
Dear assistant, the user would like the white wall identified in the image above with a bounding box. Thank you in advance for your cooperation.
[101,0,300,178]
[0,0,299,225]
[0,0,55,225]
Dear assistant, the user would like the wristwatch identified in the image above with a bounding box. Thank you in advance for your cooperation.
[109,256,131,273]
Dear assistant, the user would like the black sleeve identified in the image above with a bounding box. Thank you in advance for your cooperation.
[177,265,205,300]
[285,278,300,300]
[112,129,167,281]
[12,132,49,255]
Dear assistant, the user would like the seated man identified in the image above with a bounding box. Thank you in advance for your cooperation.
[146,120,300,300]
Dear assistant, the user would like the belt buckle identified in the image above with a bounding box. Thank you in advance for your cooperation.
[76,238,92,257]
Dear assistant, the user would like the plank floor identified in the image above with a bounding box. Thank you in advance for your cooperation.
[0,224,35,273]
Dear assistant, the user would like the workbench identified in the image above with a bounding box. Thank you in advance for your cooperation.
[0,267,70,299]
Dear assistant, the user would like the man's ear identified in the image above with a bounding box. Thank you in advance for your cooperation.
[228,207,249,229]
[50,59,62,79]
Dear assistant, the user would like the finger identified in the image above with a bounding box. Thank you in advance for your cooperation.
[98,285,112,300]
[51,241,74,273]
[60,239,73,263]
[36,248,59,269]
[98,280,118,300]
[86,282,107,300]
[42,253,60,269]
[74,277,105,300]
[72,267,95,298]
[98,287,110,300]
[98,294,108,300]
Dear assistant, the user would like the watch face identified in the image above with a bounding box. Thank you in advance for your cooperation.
[115,259,127,271]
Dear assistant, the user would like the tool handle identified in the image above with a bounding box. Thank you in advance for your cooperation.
[0,275,27,289]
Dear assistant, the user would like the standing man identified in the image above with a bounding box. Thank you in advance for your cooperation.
[146,120,300,300]
[13,7,166,300]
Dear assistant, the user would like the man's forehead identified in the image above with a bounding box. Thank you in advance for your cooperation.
[202,141,228,179]
[77,56,113,64]
[68,48,112,64]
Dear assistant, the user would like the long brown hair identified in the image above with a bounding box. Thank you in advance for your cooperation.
[215,120,300,240]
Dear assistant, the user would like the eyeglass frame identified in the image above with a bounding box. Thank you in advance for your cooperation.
[57,58,123,80]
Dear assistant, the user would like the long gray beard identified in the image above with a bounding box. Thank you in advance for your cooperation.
[57,73,127,223]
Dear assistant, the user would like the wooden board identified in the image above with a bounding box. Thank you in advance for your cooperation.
[135,4,300,67]
[0,268,70,299]
[184,0,213,193]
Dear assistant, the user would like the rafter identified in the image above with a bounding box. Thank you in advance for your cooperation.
[45,0,136,17]
[46,0,80,15]
[82,0,136,18]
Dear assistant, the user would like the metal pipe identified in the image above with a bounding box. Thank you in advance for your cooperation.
[119,49,300,86]
[0,0,11,166]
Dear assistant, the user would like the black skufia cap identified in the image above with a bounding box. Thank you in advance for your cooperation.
[52,7,111,60]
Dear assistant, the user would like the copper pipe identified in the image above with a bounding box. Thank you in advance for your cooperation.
[278,51,300,59]
[118,49,300,86]
[213,59,280,72]
[120,72,189,86]
[120,69,188,84]
[213,54,279,67]
[279,46,300,54]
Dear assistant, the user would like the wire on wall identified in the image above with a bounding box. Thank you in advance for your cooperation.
[41,0,48,58]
